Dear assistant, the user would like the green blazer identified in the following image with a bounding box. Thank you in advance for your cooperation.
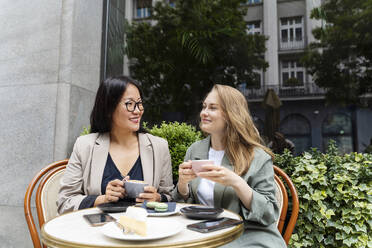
[173,136,286,248]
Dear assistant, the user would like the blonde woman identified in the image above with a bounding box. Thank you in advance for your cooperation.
[174,84,286,247]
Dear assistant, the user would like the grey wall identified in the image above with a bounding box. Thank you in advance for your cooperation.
[0,0,103,247]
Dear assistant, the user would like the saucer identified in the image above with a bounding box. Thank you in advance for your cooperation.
[180,206,224,220]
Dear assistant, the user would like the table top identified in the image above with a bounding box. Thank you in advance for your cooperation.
[41,203,244,248]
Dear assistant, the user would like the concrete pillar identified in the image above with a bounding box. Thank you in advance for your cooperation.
[263,0,279,85]
[0,0,103,246]
[123,0,134,75]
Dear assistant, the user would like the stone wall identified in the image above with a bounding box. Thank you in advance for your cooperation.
[0,1,103,247]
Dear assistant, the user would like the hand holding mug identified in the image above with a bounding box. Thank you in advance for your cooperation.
[137,186,161,203]
[105,179,125,202]
[178,160,197,185]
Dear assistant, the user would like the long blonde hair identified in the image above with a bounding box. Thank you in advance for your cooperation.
[209,84,274,176]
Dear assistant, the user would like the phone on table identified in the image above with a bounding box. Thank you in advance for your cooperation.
[187,217,243,233]
[83,213,116,226]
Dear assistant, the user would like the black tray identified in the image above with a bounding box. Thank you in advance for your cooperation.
[97,199,136,213]
[180,206,224,220]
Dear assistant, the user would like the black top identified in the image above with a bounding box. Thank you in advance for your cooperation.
[79,153,143,209]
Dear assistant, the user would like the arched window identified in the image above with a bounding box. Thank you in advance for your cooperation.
[322,113,353,153]
[280,114,311,155]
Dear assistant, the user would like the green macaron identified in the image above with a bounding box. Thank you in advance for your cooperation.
[146,201,158,209]
[154,203,168,212]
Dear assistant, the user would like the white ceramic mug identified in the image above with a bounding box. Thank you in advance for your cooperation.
[191,160,214,174]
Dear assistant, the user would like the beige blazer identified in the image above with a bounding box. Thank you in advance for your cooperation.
[57,132,174,214]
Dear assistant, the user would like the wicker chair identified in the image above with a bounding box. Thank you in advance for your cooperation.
[274,165,299,245]
[24,159,68,248]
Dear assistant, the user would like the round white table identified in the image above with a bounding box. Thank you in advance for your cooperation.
[41,203,243,248]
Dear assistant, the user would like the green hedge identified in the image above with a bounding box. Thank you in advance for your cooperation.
[275,141,372,248]
[144,122,203,179]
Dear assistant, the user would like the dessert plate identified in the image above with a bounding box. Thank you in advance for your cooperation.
[141,202,180,217]
[100,219,184,241]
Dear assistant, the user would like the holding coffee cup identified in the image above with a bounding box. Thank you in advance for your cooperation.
[124,180,149,199]
[191,160,214,174]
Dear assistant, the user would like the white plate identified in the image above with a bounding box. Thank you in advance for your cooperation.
[100,219,184,241]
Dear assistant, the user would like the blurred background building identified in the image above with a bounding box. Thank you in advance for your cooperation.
[109,0,372,155]
[238,0,372,155]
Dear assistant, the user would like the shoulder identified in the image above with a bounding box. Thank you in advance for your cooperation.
[75,133,100,147]
[246,147,274,176]
[141,133,169,147]
[187,136,210,154]
[253,147,272,163]
[188,137,209,150]
[71,133,102,157]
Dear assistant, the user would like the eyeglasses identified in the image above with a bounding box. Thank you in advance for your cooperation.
[120,100,144,112]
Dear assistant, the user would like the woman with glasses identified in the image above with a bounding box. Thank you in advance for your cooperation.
[174,84,286,247]
[57,76,173,214]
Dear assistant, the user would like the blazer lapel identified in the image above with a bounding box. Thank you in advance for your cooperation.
[139,133,154,185]
[90,133,110,194]
[192,136,210,160]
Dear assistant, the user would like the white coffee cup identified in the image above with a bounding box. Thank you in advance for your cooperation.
[191,160,214,174]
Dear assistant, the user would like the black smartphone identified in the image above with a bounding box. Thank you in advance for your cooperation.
[187,217,243,233]
[83,213,116,226]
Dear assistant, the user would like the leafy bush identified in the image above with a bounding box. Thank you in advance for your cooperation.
[275,142,372,248]
[144,122,203,180]
[80,126,91,136]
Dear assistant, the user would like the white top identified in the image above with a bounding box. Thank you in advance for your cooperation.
[197,148,225,206]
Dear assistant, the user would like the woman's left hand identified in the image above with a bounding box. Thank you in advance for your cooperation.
[136,186,161,202]
[197,165,242,188]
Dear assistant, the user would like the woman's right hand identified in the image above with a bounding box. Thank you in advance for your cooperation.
[177,160,196,196]
[178,160,196,184]
[104,179,125,202]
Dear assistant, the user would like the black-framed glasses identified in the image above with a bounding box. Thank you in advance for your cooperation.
[120,100,144,112]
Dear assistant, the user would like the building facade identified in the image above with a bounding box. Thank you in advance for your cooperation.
[239,0,372,154]
[116,0,372,154]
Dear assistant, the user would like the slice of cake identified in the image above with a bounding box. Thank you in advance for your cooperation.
[119,206,148,236]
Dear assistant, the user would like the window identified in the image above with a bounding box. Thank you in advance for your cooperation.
[280,114,311,155]
[281,60,304,86]
[322,113,353,153]
[280,16,304,49]
[135,0,152,19]
[247,21,262,35]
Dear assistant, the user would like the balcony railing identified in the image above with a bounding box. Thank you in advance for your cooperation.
[279,36,306,50]
[240,82,326,101]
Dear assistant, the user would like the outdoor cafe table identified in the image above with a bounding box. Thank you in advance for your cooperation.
[41,203,244,248]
